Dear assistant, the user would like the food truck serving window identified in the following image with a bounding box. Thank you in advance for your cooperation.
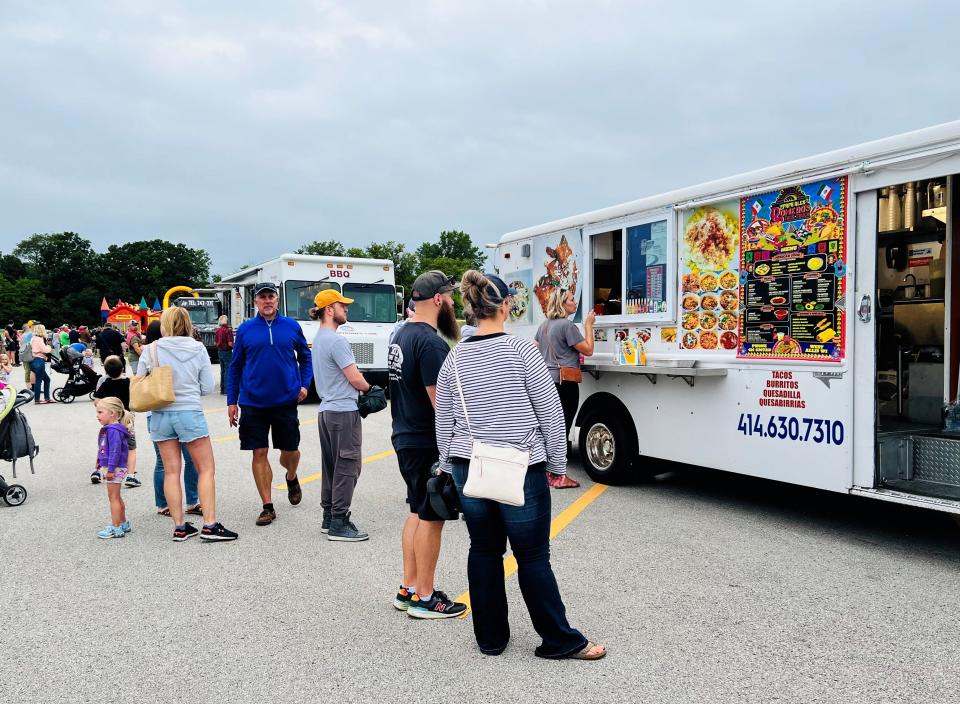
[589,216,675,322]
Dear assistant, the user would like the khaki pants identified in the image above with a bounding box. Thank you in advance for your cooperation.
[317,410,362,516]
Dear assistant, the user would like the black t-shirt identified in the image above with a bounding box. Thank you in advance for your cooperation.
[388,322,450,450]
[97,328,124,357]
[94,376,131,410]
[69,329,80,344]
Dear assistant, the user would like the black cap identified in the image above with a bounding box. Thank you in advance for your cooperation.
[253,282,280,296]
[411,271,456,301]
[485,273,517,303]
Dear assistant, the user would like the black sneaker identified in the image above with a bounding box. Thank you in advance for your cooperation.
[407,590,467,619]
[173,522,199,542]
[90,470,101,484]
[320,510,331,534]
[327,513,368,542]
[200,522,239,542]
[393,585,415,611]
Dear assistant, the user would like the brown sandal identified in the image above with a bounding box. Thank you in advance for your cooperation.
[185,504,203,516]
[156,507,171,516]
[569,641,606,660]
[547,473,581,489]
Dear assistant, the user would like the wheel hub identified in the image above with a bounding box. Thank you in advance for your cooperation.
[585,423,615,470]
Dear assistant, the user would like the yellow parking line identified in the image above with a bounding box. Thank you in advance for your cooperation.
[274,449,396,490]
[454,482,608,615]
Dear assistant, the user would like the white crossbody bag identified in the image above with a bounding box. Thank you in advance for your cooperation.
[451,349,529,507]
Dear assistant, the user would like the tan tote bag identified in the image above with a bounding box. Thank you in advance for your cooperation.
[452,349,529,507]
[129,342,176,412]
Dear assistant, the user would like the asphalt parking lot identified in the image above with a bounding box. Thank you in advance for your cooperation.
[2,366,960,704]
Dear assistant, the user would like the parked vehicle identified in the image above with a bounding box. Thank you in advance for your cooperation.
[497,121,960,515]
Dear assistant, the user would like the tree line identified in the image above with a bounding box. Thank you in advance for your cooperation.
[1,229,486,326]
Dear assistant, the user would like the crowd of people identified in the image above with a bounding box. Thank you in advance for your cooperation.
[6,268,606,660]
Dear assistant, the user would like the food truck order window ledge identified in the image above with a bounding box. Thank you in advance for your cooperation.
[581,363,727,387]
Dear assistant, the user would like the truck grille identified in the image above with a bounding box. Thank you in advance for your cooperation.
[349,342,374,365]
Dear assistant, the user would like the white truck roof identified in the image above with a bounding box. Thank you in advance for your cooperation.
[499,120,960,244]
[221,253,394,283]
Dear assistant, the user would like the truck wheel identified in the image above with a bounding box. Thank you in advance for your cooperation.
[578,412,637,485]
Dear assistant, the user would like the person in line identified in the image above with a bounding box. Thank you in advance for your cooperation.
[30,323,53,404]
[214,315,234,395]
[68,325,80,345]
[52,326,62,356]
[92,355,141,488]
[94,397,133,539]
[125,320,144,373]
[138,307,237,542]
[388,270,467,618]
[534,287,596,489]
[142,321,201,518]
[97,323,125,369]
[310,289,371,541]
[58,326,70,351]
[460,306,478,340]
[435,271,606,660]
[227,283,312,527]
[20,323,33,386]
[0,352,13,387]
[5,321,19,365]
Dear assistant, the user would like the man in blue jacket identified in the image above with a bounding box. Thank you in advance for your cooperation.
[227,282,313,526]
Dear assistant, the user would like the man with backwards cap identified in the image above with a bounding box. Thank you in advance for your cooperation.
[310,288,373,541]
[227,282,313,527]
[388,270,467,619]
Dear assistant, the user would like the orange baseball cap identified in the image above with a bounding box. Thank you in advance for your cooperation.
[314,289,354,309]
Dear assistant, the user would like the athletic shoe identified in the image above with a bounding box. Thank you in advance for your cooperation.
[320,510,331,534]
[120,521,131,533]
[90,470,101,484]
[407,590,467,619]
[286,476,302,505]
[255,508,276,526]
[393,586,415,611]
[124,475,142,488]
[327,513,368,542]
[97,525,124,539]
[173,523,199,542]
[200,522,239,542]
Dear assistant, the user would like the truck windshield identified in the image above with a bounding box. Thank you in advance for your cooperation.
[185,307,219,325]
[343,283,397,323]
[285,280,340,320]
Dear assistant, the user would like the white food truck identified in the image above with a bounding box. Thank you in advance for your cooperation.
[220,254,398,387]
[497,121,960,515]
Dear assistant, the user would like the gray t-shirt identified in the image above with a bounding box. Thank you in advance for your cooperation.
[535,318,584,384]
[312,328,359,412]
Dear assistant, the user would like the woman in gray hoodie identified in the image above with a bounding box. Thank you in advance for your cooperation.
[137,307,238,543]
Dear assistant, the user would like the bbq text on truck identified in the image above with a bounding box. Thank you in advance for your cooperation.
[220,254,399,388]
[498,121,960,516]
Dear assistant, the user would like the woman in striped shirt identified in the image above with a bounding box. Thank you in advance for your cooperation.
[435,270,606,661]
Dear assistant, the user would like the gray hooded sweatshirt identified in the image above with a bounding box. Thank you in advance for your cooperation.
[135,336,215,412]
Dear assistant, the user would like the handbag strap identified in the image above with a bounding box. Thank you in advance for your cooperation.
[150,341,160,369]
[450,348,473,439]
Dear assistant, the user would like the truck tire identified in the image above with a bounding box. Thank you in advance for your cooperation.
[578,411,637,485]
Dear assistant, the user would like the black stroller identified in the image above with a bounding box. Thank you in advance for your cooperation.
[51,346,100,403]
[0,389,38,506]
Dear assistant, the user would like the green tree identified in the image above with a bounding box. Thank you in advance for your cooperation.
[0,253,26,282]
[415,230,486,272]
[100,240,212,303]
[363,241,418,293]
[13,232,101,324]
[296,240,346,257]
[0,275,52,326]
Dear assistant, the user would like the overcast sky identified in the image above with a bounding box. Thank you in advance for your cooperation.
[2,1,958,276]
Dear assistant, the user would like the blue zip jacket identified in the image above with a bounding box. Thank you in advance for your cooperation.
[227,314,313,408]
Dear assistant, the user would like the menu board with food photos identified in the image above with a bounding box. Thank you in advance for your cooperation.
[679,199,741,352]
[738,176,847,361]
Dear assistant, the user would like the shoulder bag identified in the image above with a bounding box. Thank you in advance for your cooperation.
[451,349,529,506]
[539,320,582,384]
[129,342,176,412]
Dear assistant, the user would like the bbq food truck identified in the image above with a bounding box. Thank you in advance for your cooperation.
[220,254,398,387]
[497,121,960,515]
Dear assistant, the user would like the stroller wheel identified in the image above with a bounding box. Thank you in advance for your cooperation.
[53,388,74,404]
[4,484,27,507]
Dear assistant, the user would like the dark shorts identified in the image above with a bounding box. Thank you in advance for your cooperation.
[239,404,300,451]
[395,446,443,521]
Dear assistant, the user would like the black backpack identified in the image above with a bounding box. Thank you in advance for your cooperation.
[0,408,39,478]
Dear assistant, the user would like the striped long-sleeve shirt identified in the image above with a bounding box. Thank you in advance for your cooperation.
[435,332,567,475]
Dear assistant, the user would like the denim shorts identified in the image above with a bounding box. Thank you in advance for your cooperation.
[149,410,209,444]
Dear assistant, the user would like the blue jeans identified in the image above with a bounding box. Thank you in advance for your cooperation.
[150,416,199,509]
[452,462,587,658]
[30,358,50,401]
[217,350,233,394]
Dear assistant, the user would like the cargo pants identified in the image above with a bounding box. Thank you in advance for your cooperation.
[317,410,362,517]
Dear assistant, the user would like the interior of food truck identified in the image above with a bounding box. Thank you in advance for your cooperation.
[875,175,960,499]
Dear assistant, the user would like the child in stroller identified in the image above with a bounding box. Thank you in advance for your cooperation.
[0,387,38,506]
[51,346,101,403]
